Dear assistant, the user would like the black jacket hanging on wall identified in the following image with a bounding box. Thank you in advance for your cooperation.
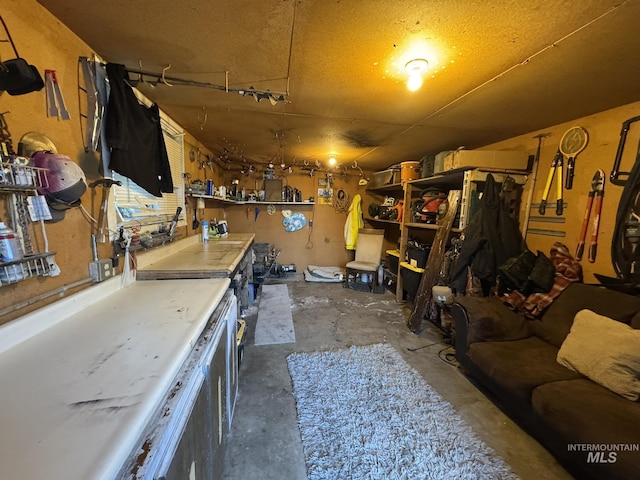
[105,63,173,197]
[449,173,523,295]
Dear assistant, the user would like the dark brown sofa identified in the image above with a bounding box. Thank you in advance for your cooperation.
[451,282,640,480]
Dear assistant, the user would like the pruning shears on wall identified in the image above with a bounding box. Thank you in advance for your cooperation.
[576,170,605,262]
[538,150,564,216]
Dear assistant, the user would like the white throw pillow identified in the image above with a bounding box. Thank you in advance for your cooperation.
[557,309,640,401]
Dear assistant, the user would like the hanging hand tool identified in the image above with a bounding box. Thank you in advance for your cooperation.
[192,204,199,229]
[559,126,588,190]
[522,133,551,245]
[538,150,564,216]
[78,56,104,151]
[89,178,121,243]
[575,170,605,262]
[44,70,70,120]
[610,115,640,186]
[168,206,182,236]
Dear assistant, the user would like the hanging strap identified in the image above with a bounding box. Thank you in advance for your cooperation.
[0,16,20,59]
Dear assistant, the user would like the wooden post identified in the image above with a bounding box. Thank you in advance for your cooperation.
[407,190,462,332]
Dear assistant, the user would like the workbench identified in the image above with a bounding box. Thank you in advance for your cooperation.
[0,276,236,480]
[136,233,255,312]
[136,233,254,279]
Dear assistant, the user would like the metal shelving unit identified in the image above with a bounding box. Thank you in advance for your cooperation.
[0,161,57,286]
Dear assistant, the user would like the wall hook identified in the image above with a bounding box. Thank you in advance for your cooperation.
[137,60,144,83]
[161,64,173,86]
[197,106,207,130]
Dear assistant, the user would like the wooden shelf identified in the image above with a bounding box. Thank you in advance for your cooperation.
[403,222,462,233]
[364,217,401,226]
[188,194,314,206]
[367,166,529,304]
[366,182,404,195]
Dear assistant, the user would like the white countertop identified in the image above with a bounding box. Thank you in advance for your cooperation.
[0,277,230,480]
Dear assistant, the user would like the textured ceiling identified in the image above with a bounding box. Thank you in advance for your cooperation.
[37,0,640,172]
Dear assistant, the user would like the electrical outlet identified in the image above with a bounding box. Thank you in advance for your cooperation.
[89,259,114,282]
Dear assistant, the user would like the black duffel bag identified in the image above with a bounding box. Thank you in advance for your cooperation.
[0,17,44,95]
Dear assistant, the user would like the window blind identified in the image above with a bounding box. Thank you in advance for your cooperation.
[112,123,185,225]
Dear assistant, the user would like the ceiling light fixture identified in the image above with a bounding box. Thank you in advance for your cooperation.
[405,58,428,91]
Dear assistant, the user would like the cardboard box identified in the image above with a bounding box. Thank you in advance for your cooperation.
[443,150,529,171]
[434,150,453,174]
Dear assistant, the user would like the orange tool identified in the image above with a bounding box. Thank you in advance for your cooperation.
[576,170,605,262]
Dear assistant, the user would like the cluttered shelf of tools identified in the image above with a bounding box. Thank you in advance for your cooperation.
[370,167,528,303]
[188,194,313,206]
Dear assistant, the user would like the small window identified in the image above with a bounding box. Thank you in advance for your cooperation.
[100,84,185,234]
[111,116,185,227]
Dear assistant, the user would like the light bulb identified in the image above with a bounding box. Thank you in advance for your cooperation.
[329,156,336,166]
[405,58,428,92]
[407,73,423,91]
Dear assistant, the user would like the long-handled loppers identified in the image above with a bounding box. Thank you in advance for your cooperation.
[538,150,564,215]
[576,170,605,262]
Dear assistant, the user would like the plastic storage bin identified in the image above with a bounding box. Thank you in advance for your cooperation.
[407,244,429,269]
[386,249,400,272]
[400,261,424,300]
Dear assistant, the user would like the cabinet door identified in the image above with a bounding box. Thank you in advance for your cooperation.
[225,296,238,428]
[206,321,228,480]
[154,371,212,480]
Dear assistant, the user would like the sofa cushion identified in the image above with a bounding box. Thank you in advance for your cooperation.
[467,336,583,402]
[532,379,640,479]
[455,295,530,344]
[557,309,640,401]
[528,283,640,348]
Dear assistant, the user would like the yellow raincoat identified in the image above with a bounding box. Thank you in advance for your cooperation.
[344,194,364,250]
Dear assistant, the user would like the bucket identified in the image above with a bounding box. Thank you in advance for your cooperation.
[400,161,421,183]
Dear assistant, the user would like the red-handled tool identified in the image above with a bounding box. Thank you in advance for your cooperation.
[576,169,605,262]
[44,70,70,120]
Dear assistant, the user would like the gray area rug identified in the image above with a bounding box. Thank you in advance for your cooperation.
[287,343,519,480]
[255,283,296,345]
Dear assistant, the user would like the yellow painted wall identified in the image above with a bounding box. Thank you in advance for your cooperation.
[484,100,640,283]
[1,0,639,322]
[0,0,217,322]
[215,172,368,269]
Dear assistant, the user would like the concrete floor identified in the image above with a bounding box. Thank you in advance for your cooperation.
[221,278,574,480]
